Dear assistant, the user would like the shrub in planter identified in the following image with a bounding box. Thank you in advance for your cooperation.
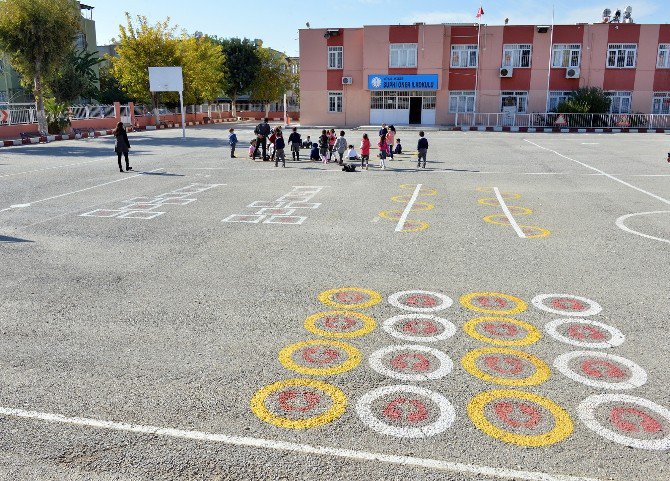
[44,98,72,134]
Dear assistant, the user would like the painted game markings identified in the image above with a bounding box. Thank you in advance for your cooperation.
[532,294,602,317]
[318,288,382,310]
[464,317,541,347]
[544,319,625,349]
[553,351,647,390]
[460,292,528,315]
[80,183,221,220]
[304,311,376,339]
[467,389,574,447]
[615,211,670,245]
[477,187,550,239]
[356,385,456,438]
[279,339,361,376]
[223,186,324,225]
[369,345,454,382]
[378,184,436,233]
[578,394,670,450]
[388,290,453,312]
[461,348,550,387]
[383,314,456,343]
[250,378,347,429]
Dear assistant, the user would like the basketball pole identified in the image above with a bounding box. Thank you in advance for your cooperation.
[179,90,186,139]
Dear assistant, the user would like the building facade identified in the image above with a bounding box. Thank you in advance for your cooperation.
[299,22,670,126]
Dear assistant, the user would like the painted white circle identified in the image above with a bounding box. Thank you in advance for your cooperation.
[545,318,625,349]
[387,290,453,313]
[371,77,382,88]
[369,345,453,381]
[383,314,456,343]
[578,394,670,450]
[356,384,455,438]
[553,351,647,390]
[532,294,602,317]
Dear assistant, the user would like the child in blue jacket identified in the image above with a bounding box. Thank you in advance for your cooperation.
[228,128,238,158]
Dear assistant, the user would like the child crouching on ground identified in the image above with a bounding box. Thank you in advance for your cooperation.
[248,139,257,159]
[347,144,358,162]
[394,138,402,155]
[310,142,320,161]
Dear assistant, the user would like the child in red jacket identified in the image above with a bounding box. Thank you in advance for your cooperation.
[360,133,371,170]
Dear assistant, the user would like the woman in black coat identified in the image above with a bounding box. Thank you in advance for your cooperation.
[113,122,132,172]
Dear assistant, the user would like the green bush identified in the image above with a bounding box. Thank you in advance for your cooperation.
[555,87,611,114]
[44,98,71,134]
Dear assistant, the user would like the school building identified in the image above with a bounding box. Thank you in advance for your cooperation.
[298,22,670,126]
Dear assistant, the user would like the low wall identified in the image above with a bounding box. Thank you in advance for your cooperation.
[133,111,300,127]
[0,117,119,141]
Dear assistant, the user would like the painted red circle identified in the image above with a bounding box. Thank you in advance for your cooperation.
[405,294,438,308]
[609,406,663,434]
[278,390,323,413]
[482,322,520,338]
[323,315,357,331]
[566,324,607,341]
[476,296,510,309]
[383,397,429,423]
[391,353,431,372]
[484,355,525,375]
[333,291,367,304]
[493,401,542,429]
[403,319,439,335]
[301,346,341,365]
[579,359,628,380]
[551,298,587,311]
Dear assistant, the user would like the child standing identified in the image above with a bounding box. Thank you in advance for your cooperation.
[228,128,238,158]
[378,134,388,170]
[360,133,370,170]
[417,131,429,169]
[288,127,302,161]
[386,125,396,160]
[334,130,348,165]
[275,131,286,167]
[318,130,329,163]
[327,128,337,161]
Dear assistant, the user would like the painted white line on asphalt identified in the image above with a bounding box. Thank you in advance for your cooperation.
[615,211,670,245]
[0,169,164,212]
[396,184,422,232]
[494,187,526,238]
[0,158,106,179]
[523,139,670,205]
[0,405,602,481]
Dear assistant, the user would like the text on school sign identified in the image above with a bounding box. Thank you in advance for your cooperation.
[367,74,439,91]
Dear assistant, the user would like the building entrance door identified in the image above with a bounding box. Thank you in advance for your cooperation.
[409,97,422,124]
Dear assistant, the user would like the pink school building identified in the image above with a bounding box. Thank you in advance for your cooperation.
[299,23,670,126]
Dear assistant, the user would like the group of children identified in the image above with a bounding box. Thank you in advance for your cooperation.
[228,123,429,170]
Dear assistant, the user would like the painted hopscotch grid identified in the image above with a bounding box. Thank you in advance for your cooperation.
[223,186,325,225]
[80,183,223,220]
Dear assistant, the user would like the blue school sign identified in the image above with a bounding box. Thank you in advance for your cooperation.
[367,74,439,91]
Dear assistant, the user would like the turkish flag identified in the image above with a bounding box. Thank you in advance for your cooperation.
[476,6,485,18]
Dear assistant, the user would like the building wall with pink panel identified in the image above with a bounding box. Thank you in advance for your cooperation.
[299,23,670,126]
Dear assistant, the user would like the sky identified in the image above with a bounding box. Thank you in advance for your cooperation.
[88,0,668,56]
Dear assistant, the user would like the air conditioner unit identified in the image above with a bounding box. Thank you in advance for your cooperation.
[566,67,581,79]
[499,67,513,78]
[342,76,353,85]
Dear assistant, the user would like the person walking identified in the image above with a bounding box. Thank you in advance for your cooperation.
[360,133,370,170]
[274,131,286,167]
[378,134,388,170]
[252,118,271,160]
[268,128,278,162]
[288,127,302,161]
[327,128,337,162]
[378,123,388,138]
[113,122,132,172]
[386,125,396,160]
[334,130,348,165]
[228,128,238,158]
[318,130,329,163]
[417,131,429,169]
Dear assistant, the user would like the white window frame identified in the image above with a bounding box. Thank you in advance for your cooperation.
[327,46,343,70]
[328,91,343,113]
[450,45,478,68]
[500,91,529,113]
[607,44,637,68]
[389,43,418,68]
[552,44,581,68]
[658,44,670,69]
[652,92,670,114]
[502,44,532,68]
[449,91,476,113]
[547,91,575,112]
[606,91,632,114]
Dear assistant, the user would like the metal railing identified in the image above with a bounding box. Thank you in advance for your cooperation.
[0,103,118,126]
[455,112,670,129]
[69,104,116,119]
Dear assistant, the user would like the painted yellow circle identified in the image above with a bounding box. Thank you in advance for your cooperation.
[250,378,347,429]
[418,188,438,196]
[467,389,574,446]
[410,202,434,212]
[401,220,430,233]
[478,198,500,206]
[379,210,403,220]
[318,287,382,309]
[461,347,550,386]
[304,310,376,339]
[400,184,420,189]
[519,225,552,239]
[463,317,541,347]
[391,195,413,203]
[279,339,361,376]
[476,187,494,193]
[483,214,512,226]
[460,292,528,315]
[507,206,533,216]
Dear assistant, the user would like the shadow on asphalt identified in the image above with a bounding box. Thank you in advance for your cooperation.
[0,235,33,243]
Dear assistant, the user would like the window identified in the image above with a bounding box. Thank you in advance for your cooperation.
[370,91,436,110]
[328,46,343,69]
[658,44,670,68]
[547,91,575,111]
[328,92,343,113]
[451,45,478,68]
[501,91,528,113]
[389,43,417,68]
[502,44,532,68]
[449,91,476,113]
[652,92,670,114]
[552,44,581,68]
[606,91,632,114]
[607,44,637,68]
[75,32,87,50]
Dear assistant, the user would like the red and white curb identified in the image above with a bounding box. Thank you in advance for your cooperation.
[455,126,670,134]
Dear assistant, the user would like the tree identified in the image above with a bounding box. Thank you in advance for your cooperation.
[179,35,224,105]
[556,87,611,114]
[47,48,103,103]
[249,47,297,117]
[214,37,259,117]
[97,63,131,104]
[0,0,81,132]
